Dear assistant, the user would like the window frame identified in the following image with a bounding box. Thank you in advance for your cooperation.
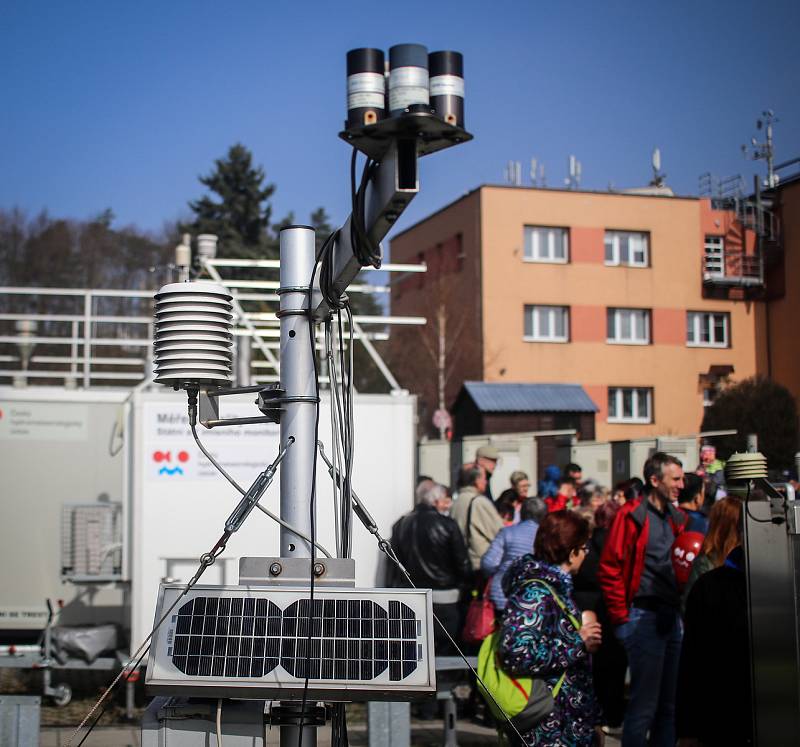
[606,307,651,345]
[607,387,653,424]
[523,304,570,343]
[703,235,725,278]
[604,230,650,268]
[523,225,570,264]
[686,311,730,348]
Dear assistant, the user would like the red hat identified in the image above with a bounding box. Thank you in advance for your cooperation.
[671,531,705,588]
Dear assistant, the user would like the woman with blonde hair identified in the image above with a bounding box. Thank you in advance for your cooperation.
[494,470,530,525]
[681,497,742,610]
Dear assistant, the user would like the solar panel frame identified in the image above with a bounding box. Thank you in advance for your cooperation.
[145,584,436,701]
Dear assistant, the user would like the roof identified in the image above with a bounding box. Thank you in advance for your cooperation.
[391,183,698,241]
[461,382,599,414]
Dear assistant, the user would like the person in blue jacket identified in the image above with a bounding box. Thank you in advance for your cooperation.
[481,496,547,614]
[537,464,561,499]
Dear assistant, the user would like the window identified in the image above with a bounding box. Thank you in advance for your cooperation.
[524,305,569,342]
[687,311,729,347]
[607,308,650,344]
[604,230,649,267]
[608,387,652,423]
[524,226,569,263]
[702,388,717,407]
[704,236,725,278]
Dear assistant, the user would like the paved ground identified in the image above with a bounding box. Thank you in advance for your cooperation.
[42,720,623,746]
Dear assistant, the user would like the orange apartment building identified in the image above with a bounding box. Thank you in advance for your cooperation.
[763,172,800,404]
[388,185,770,442]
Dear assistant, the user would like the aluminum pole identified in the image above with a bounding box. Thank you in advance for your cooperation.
[278,225,318,747]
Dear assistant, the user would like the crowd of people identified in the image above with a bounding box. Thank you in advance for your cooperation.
[388,444,750,747]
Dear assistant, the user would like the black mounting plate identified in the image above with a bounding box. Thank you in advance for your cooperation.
[339,111,473,162]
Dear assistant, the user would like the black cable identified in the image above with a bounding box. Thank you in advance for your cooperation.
[744,481,780,524]
[348,148,381,269]
[74,643,150,747]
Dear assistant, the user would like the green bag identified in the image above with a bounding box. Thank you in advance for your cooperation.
[476,580,581,734]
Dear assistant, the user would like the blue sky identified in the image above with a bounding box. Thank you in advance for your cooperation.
[2,1,798,238]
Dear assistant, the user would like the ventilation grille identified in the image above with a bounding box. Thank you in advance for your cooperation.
[61,503,122,581]
[153,282,234,388]
[146,585,435,701]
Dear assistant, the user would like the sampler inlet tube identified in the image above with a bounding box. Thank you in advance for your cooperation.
[388,43,429,116]
[346,48,386,128]
[429,50,464,127]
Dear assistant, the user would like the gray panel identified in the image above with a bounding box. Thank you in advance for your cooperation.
[0,695,40,747]
[0,392,128,631]
[142,696,263,746]
[744,500,800,744]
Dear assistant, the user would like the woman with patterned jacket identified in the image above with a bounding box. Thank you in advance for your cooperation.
[498,511,603,746]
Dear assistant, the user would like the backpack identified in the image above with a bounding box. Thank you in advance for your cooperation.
[476,580,581,734]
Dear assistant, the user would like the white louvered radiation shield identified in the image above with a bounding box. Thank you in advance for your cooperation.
[153,282,234,388]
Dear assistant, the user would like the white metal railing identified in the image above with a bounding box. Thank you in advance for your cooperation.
[0,257,427,390]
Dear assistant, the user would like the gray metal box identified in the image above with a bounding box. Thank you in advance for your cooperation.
[0,695,40,747]
[142,697,264,746]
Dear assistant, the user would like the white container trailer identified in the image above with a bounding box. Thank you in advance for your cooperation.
[129,389,416,647]
[0,386,417,655]
[0,386,130,635]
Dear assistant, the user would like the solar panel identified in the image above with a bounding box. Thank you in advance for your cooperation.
[145,584,435,701]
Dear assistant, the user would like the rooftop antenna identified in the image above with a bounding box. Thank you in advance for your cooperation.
[650,147,666,187]
[565,155,581,190]
[528,158,546,187]
[504,160,522,186]
[742,110,779,188]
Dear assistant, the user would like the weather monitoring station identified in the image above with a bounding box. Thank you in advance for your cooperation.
[65,43,473,746]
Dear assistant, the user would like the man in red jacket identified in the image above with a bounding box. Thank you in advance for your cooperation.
[598,452,687,747]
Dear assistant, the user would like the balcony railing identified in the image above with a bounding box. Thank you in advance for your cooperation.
[703,252,763,287]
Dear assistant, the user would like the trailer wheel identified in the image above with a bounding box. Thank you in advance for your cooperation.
[51,683,72,707]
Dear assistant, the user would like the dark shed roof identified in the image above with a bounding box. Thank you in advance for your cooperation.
[462,382,599,413]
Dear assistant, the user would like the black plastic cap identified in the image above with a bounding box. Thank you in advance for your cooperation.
[389,43,428,69]
[347,48,385,74]
[429,51,463,77]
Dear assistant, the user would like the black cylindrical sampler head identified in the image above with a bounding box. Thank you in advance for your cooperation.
[429,51,463,77]
[389,44,429,69]
[347,48,385,74]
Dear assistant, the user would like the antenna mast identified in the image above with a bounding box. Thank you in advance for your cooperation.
[742,110,779,188]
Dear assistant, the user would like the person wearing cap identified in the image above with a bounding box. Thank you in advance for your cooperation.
[475,445,500,502]
[451,463,504,572]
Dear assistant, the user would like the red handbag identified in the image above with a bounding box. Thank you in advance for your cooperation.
[462,579,495,644]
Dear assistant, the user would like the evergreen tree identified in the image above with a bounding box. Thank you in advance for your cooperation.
[182,143,275,258]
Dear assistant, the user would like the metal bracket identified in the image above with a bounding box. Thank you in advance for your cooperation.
[267,704,326,727]
[239,557,356,587]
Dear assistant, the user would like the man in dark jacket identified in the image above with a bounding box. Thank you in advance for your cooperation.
[389,481,471,655]
[676,546,752,746]
[598,452,687,747]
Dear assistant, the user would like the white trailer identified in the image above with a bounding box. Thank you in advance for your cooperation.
[0,384,416,699]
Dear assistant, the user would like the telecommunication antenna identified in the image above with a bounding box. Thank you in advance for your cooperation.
[504,159,522,185]
[650,147,666,187]
[742,110,779,188]
[565,154,581,189]
[529,157,546,187]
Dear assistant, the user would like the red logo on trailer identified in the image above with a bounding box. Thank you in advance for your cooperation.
[152,450,191,463]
